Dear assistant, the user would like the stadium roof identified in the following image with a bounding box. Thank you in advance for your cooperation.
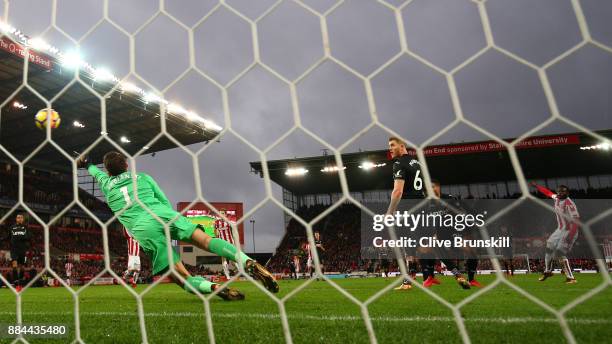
[250,131,612,195]
[0,28,220,172]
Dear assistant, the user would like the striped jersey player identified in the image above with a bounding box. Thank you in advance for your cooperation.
[65,260,74,286]
[214,210,235,279]
[122,227,141,288]
[304,231,325,278]
[303,242,313,277]
[292,252,301,278]
[214,211,235,244]
[532,182,579,284]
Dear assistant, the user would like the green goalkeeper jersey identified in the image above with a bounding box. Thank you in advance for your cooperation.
[87,165,177,230]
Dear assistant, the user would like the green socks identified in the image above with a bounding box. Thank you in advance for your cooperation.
[208,238,251,268]
[183,237,251,295]
[184,276,214,294]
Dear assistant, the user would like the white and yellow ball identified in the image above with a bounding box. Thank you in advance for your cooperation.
[34,109,61,129]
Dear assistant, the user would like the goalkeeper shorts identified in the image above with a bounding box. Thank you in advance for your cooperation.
[129,215,198,275]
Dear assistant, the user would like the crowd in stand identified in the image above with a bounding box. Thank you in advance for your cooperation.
[0,164,110,215]
[0,223,128,256]
[268,203,365,274]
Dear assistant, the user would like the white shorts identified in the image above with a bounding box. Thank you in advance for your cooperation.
[222,258,234,268]
[127,255,141,272]
[306,257,313,268]
[546,228,578,254]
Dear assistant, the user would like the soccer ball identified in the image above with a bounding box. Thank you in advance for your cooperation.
[34,109,61,129]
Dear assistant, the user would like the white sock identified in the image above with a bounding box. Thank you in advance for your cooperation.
[561,258,574,279]
[222,259,230,279]
[132,271,139,284]
[544,250,554,272]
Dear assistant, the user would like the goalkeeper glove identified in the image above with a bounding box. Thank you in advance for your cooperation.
[76,155,90,169]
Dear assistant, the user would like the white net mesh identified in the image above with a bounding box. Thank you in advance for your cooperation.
[0,0,610,343]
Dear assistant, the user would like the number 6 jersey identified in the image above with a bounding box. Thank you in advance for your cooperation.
[392,155,426,199]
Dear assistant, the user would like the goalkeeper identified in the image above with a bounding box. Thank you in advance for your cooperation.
[77,151,279,299]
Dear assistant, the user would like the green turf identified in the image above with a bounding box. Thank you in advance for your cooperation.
[0,274,610,343]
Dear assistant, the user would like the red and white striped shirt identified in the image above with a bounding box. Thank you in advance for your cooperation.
[604,240,612,259]
[534,184,580,240]
[304,243,312,260]
[65,262,73,274]
[553,197,580,231]
[214,219,234,244]
[123,227,140,256]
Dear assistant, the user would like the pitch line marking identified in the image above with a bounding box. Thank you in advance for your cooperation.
[0,312,609,325]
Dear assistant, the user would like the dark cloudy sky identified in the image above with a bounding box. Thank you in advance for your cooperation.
[3,0,611,252]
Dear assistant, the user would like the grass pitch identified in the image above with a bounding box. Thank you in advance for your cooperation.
[0,274,610,343]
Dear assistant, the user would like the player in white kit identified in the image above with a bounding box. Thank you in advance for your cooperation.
[531,183,579,284]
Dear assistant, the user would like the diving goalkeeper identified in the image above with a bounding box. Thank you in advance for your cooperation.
[77,151,279,299]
